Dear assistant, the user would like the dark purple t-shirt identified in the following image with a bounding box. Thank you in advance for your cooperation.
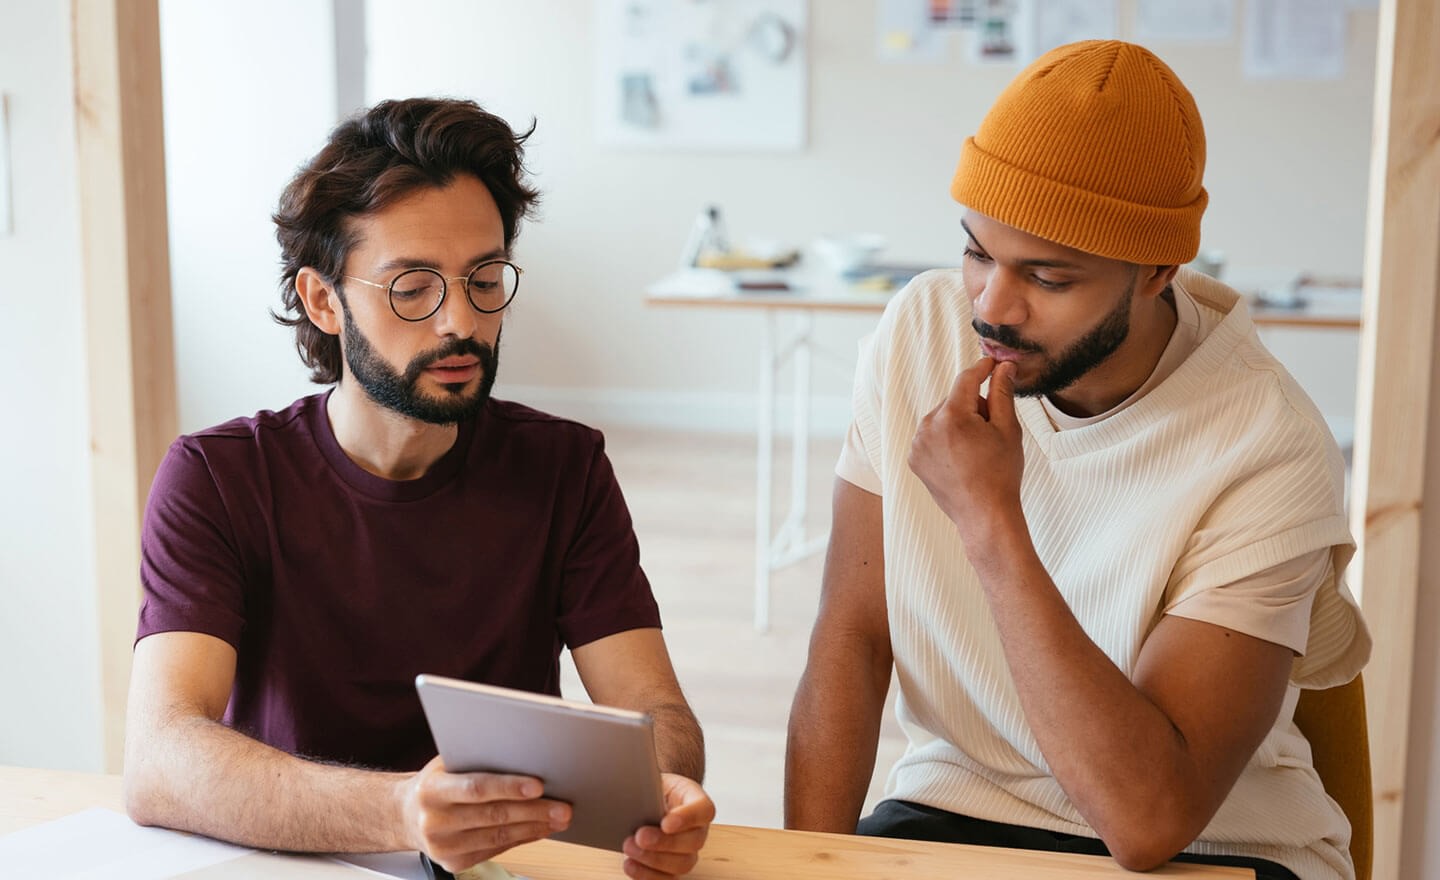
[137,392,661,771]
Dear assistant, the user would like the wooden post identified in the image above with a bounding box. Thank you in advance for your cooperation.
[72,0,177,772]
[1349,0,1440,877]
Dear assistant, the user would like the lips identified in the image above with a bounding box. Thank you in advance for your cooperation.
[424,357,480,383]
[979,340,1029,363]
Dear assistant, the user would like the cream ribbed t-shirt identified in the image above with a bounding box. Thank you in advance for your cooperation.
[837,268,1371,880]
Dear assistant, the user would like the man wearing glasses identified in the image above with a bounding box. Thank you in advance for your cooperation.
[123,98,713,880]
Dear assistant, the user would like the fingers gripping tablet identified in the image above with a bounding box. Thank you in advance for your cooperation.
[415,674,666,852]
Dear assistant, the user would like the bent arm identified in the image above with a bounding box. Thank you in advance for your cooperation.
[784,477,892,833]
[123,631,415,852]
[968,524,1295,871]
[572,628,705,783]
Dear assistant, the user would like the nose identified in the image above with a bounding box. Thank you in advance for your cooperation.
[431,277,480,339]
[971,265,1029,328]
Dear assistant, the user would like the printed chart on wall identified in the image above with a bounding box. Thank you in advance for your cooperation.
[877,0,1115,65]
[594,0,807,151]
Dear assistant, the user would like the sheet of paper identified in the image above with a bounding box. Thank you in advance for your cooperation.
[0,809,424,879]
[1134,0,1234,42]
[1243,0,1347,80]
[965,0,1034,65]
[1032,0,1117,58]
[0,808,252,879]
[876,0,948,63]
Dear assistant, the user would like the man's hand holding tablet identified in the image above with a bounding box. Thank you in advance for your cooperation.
[414,675,714,878]
[399,753,572,874]
[622,772,716,879]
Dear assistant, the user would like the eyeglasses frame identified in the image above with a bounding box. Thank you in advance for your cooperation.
[341,259,523,322]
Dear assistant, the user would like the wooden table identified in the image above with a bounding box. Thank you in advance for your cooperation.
[0,765,1248,878]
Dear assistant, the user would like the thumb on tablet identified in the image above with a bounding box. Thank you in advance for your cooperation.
[659,773,716,834]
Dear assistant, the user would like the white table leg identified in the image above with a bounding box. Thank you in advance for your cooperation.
[754,311,776,633]
[790,311,813,544]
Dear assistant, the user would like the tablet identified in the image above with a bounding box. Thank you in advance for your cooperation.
[414,674,666,852]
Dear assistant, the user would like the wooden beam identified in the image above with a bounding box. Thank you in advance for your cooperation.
[1349,0,1440,877]
[72,0,176,772]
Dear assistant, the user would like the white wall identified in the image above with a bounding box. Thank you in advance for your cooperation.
[362,0,1375,437]
[159,0,338,433]
[0,2,104,771]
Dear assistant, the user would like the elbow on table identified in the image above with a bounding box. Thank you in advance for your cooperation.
[1100,820,1202,874]
[121,760,169,828]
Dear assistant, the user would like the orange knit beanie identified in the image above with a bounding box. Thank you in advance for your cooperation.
[952,40,1207,265]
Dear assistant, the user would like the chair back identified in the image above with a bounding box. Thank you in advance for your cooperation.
[1293,674,1372,880]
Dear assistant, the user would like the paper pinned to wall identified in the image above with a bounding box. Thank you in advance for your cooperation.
[594,0,807,151]
[1032,0,1117,58]
[876,0,948,62]
[1243,0,1347,80]
[964,0,1033,65]
[1134,0,1235,42]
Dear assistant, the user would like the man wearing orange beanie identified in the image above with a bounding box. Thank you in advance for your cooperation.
[785,41,1369,880]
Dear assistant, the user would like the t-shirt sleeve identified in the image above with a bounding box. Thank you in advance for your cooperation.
[555,436,662,650]
[1162,411,1370,689]
[839,330,886,494]
[137,438,249,648]
[836,420,882,495]
[1165,549,1326,655]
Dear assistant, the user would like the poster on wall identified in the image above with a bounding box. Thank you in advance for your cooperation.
[877,0,949,63]
[1134,0,1235,42]
[964,0,1032,65]
[1032,0,1117,57]
[594,0,807,151]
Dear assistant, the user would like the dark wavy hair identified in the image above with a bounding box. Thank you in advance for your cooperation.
[273,98,540,384]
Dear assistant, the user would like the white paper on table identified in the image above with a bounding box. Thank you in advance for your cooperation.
[1243,0,1347,80]
[1134,0,1234,42]
[0,808,252,879]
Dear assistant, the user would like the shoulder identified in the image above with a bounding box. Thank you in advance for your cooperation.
[865,268,977,401]
[1174,272,1340,462]
[178,394,320,450]
[161,394,323,479]
[478,398,610,465]
[483,398,604,441]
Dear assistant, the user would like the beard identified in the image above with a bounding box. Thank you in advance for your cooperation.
[972,281,1134,399]
[340,312,499,426]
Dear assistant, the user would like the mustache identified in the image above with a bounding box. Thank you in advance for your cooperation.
[403,337,493,383]
[972,319,1043,353]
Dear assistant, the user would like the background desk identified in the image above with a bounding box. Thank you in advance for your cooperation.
[0,765,1248,878]
[647,270,892,633]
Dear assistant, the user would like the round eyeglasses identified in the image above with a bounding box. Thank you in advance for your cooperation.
[342,260,522,322]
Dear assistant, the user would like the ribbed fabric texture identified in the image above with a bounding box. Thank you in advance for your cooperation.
[851,268,1370,880]
[952,40,1208,264]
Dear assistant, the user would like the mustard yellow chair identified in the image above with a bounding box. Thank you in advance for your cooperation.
[1293,675,1372,880]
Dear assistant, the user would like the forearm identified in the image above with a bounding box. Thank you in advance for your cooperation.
[970,523,1211,861]
[650,700,706,783]
[125,713,412,853]
[783,641,889,833]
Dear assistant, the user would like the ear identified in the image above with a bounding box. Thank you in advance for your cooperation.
[296,267,344,336]
[1136,264,1181,300]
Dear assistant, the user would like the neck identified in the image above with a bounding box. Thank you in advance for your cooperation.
[325,380,459,480]
[1047,288,1178,418]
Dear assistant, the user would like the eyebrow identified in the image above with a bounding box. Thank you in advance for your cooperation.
[960,220,1086,270]
[372,248,507,276]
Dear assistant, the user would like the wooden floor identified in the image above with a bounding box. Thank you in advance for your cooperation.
[557,426,908,829]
